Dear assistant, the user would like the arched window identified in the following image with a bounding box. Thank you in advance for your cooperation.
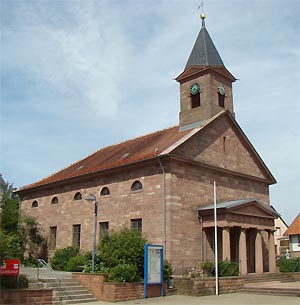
[51,196,58,204]
[32,200,38,208]
[100,187,110,196]
[74,192,82,201]
[131,180,143,192]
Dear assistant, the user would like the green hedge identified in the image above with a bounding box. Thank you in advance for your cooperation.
[277,257,300,272]
[200,261,239,277]
[218,261,239,276]
[107,264,141,282]
[50,247,80,271]
[65,255,87,272]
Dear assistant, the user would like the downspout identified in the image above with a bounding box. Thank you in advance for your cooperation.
[197,213,203,261]
[158,158,167,255]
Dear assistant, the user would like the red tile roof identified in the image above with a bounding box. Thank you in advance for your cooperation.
[17,110,276,192]
[284,213,300,236]
[18,125,192,191]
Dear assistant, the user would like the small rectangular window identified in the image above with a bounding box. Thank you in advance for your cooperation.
[99,222,109,240]
[50,226,57,250]
[131,218,142,232]
[218,93,225,108]
[191,93,201,108]
[223,136,227,153]
[275,227,281,236]
[72,224,81,248]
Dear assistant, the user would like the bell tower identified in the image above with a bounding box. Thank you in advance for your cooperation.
[176,13,236,128]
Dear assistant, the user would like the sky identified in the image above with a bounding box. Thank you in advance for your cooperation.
[0,0,299,225]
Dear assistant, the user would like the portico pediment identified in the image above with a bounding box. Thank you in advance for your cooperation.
[228,200,278,219]
[197,198,280,229]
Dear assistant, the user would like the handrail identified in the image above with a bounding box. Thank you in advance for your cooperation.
[37,258,62,303]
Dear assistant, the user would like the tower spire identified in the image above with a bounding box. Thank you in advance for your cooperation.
[198,0,206,27]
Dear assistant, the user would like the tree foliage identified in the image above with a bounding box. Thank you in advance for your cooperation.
[0,182,46,263]
[18,215,47,264]
[0,184,19,232]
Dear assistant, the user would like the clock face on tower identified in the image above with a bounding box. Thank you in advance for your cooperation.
[218,83,225,95]
[190,83,200,95]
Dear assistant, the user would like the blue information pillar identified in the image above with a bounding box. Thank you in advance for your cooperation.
[144,244,164,299]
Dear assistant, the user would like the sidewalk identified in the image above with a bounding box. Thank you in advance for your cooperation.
[76,293,299,305]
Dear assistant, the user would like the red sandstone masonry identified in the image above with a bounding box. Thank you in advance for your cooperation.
[174,277,245,296]
[0,289,52,305]
[72,273,106,300]
[72,273,171,302]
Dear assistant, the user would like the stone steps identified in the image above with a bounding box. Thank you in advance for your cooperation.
[53,298,98,305]
[52,293,98,304]
[30,277,98,304]
[240,273,300,297]
[241,286,300,297]
[242,273,295,283]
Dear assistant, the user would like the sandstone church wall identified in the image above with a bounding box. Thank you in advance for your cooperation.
[20,163,166,254]
[166,158,269,265]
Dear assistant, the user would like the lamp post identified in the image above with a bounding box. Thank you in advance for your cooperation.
[86,194,98,273]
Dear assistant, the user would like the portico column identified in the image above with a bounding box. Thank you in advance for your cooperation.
[239,228,247,275]
[268,230,276,273]
[202,229,208,261]
[255,229,263,274]
[222,227,231,261]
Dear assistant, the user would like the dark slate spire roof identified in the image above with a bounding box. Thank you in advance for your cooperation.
[185,22,224,70]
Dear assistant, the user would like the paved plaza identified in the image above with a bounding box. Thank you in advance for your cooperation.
[76,293,299,305]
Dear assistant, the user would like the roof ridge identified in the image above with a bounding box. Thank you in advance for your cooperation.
[82,124,180,161]
[101,124,180,149]
[161,110,227,155]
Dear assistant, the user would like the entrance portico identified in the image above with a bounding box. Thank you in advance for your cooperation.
[197,198,279,274]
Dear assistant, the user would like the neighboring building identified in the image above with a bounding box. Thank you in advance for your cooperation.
[0,174,8,198]
[17,14,279,275]
[284,214,300,258]
[273,212,289,256]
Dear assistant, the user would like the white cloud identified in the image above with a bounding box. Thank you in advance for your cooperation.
[1,0,299,224]
[1,1,133,120]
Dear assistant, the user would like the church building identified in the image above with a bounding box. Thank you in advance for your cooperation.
[17,13,279,275]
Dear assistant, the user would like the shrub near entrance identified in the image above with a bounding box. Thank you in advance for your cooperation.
[200,261,239,277]
[50,247,80,271]
[277,257,300,272]
[98,228,147,282]
[107,264,140,282]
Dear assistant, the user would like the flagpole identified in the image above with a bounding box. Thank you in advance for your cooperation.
[213,181,219,295]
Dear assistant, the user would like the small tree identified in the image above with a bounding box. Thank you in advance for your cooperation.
[0,183,22,262]
[0,182,46,264]
[97,227,147,281]
[0,184,19,233]
[18,215,47,264]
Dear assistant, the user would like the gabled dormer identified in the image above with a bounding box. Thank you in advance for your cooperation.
[176,14,236,128]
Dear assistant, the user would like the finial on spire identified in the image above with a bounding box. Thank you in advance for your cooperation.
[198,0,206,27]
